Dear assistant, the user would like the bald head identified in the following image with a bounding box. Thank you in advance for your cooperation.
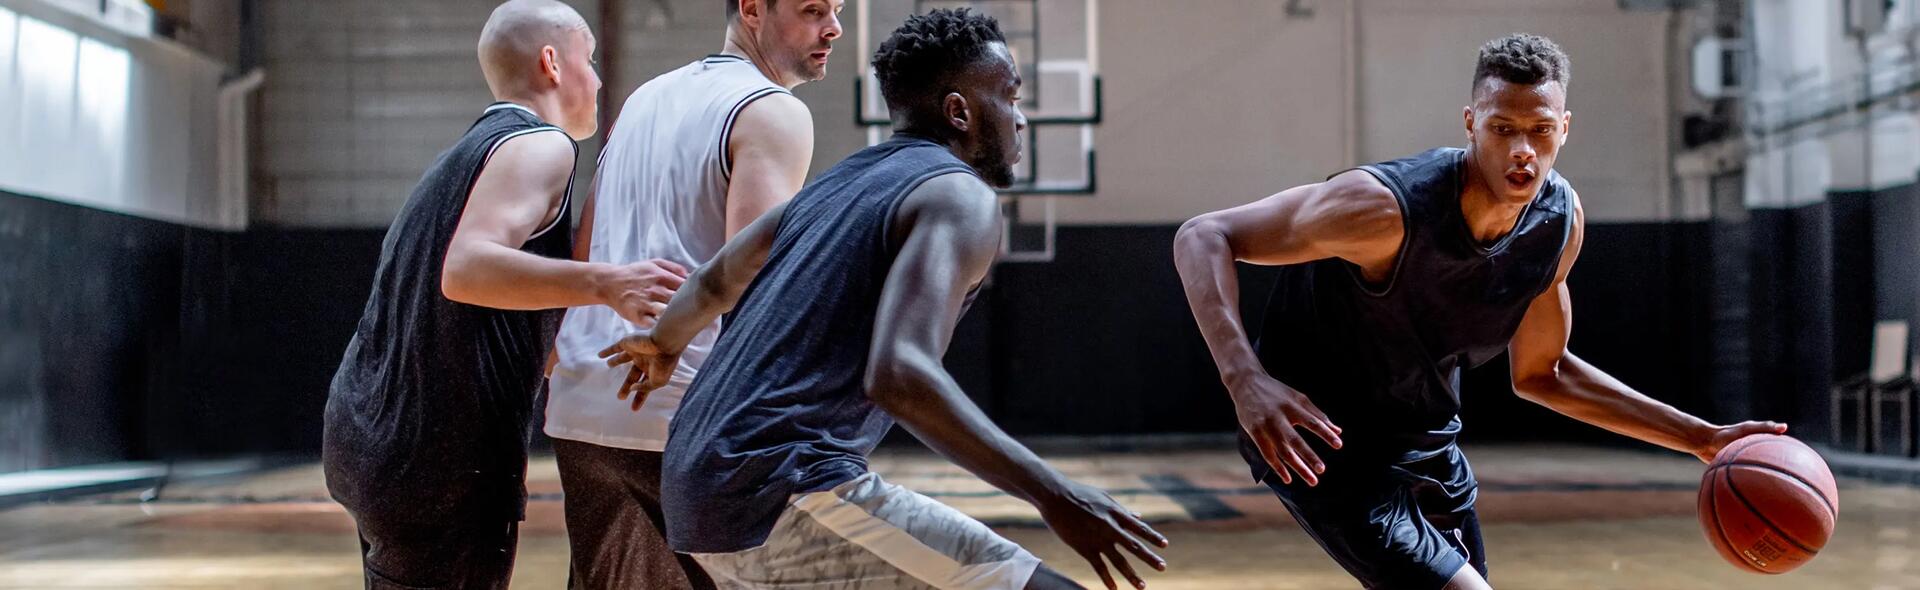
[479,0,591,96]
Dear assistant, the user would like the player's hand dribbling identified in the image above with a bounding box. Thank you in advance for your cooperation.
[1229,371,1343,486]
[599,332,680,411]
[599,258,688,326]
[1036,480,1169,590]
[1692,420,1789,463]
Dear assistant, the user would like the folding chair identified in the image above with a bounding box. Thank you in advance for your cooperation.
[1833,320,1909,453]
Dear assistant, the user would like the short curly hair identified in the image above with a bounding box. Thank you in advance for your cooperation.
[870,8,1007,116]
[1473,33,1570,95]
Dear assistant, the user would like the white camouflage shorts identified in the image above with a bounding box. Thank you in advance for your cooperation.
[690,472,1042,590]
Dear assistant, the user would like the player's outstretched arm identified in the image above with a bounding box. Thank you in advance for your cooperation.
[599,199,790,408]
[1507,196,1784,462]
[443,130,687,324]
[1170,170,1403,485]
[864,172,1167,590]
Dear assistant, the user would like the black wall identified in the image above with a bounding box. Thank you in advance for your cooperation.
[4,180,1915,471]
[1,191,186,472]
[0,189,388,471]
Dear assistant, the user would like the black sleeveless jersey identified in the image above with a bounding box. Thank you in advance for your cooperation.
[1254,147,1572,459]
[323,103,574,523]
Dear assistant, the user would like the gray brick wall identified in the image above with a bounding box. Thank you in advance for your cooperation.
[255,0,861,229]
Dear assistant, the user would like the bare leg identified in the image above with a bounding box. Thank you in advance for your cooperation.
[1443,562,1493,590]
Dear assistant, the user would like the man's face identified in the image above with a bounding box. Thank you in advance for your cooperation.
[554,27,602,139]
[751,0,844,84]
[1464,77,1570,204]
[958,43,1027,188]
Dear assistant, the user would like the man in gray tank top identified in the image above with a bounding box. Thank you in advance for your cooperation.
[544,1,840,588]
[1173,34,1786,590]
[602,9,1169,590]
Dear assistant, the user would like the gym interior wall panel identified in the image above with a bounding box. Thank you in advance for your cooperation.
[1786,201,1836,438]
[0,0,230,229]
[1,189,1806,472]
[254,0,501,227]
[1050,0,1352,226]
[0,190,185,472]
[257,0,859,230]
[1872,182,1920,328]
[1356,2,1672,224]
[1830,191,1876,381]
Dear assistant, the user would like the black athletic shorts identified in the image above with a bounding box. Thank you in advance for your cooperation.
[1241,434,1488,590]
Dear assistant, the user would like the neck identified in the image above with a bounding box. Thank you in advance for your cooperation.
[894,120,953,146]
[723,26,799,89]
[1458,151,1531,244]
[492,92,565,126]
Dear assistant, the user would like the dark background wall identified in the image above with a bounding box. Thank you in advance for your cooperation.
[22,179,1918,470]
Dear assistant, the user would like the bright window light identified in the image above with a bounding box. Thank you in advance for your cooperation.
[18,16,78,159]
[0,6,17,166]
[0,7,16,86]
[77,37,130,198]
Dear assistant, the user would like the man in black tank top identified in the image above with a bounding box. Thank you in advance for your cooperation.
[601,10,1167,590]
[1174,34,1785,590]
[320,2,686,588]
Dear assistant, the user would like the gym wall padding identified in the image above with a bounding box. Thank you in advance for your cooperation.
[4,180,1916,470]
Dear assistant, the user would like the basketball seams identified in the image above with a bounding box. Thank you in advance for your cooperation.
[1702,465,1747,571]
[1718,464,1822,557]
[1720,460,1838,520]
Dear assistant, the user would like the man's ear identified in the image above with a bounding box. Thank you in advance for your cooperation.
[541,45,562,86]
[944,92,971,134]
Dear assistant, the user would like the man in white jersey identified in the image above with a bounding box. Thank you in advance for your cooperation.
[544,0,842,587]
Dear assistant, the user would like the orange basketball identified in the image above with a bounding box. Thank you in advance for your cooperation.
[1697,434,1839,574]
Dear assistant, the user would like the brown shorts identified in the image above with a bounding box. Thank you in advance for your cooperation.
[553,439,715,590]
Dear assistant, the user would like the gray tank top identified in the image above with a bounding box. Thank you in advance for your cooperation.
[661,133,976,553]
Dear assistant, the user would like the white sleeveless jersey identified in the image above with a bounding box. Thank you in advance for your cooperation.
[546,55,788,451]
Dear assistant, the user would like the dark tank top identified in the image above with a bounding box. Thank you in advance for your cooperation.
[661,133,976,553]
[322,103,574,523]
[1252,147,1572,463]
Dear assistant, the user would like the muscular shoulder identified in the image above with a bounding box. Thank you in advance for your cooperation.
[731,92,814,149]
[899,172,996,228]
[1298,169,1403,252]
[484,128,576,189]
[886,172,998,249]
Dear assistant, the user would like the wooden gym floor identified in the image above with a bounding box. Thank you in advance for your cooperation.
[1,443,1914,589]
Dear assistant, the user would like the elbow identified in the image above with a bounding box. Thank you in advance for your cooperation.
[1173,216,1228,263]
[1511,373,1558,405]
[439,251,479,304]
[862,358,921,409]
[1174,215,1219,249]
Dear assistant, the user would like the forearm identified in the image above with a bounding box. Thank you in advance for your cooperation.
[1173,221,1266,388]
[872,356,1068,506]
[651,247,761,351]
[1518,353,1714,453]
[443,241,613,310]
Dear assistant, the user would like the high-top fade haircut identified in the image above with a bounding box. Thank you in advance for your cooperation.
[870,7,1007,128]
[1472,33,1571,97]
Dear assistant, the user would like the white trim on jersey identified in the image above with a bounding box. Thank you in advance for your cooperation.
[477,126,575,240]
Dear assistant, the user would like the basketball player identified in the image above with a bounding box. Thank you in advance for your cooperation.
[1172,34,1786,590]
[320,2,685,587]
[543,0,840,587]
[601,9,1167,590]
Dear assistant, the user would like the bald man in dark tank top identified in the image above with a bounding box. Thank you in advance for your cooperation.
[320,2,683,587]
